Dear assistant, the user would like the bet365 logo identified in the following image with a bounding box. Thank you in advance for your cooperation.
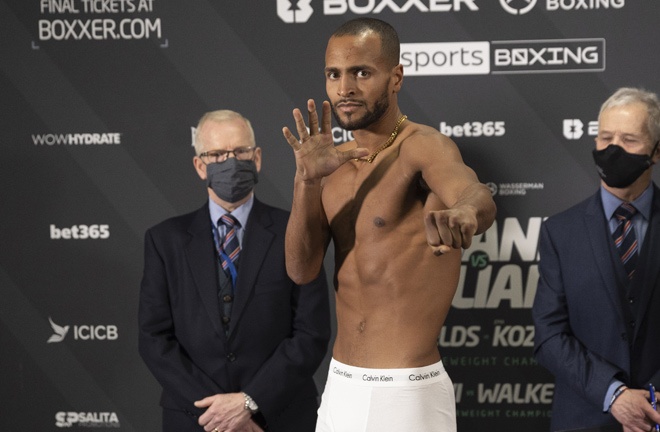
[277,0,313,23]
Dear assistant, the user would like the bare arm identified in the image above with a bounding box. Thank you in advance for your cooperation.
[282,99,368,283]
[425,182,496,253]
[404,129,496,254]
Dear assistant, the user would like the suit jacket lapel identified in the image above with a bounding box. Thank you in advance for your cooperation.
[584,193,629,326]
[185,204,225,339]
[632,184,660,340]
[229,199,275,336]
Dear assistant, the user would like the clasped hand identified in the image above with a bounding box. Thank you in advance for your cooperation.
[282,99,369,181]
[611,388,660,432]
[194,393,262,432]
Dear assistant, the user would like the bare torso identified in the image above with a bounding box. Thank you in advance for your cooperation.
[322,126,461,368]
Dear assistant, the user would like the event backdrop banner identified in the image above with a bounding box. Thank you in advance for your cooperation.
[2,0,660,430]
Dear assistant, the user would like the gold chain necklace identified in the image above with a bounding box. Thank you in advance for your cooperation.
[355,114,407,163]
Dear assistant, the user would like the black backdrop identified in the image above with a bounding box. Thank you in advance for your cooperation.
[2,1,660,430]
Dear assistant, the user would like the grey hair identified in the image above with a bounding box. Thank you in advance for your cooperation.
[193,110,255,155]
[599,87,660,143]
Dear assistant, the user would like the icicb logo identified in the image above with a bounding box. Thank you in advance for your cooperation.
[500,0,537,15]
[47,317,69,343]
[277,0,313,23]
[47,317,119,343]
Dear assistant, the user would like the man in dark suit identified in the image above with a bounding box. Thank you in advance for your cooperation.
[139,110,331,432]
[533,87,660,432]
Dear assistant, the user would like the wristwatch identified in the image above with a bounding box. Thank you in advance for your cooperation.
[243,392,259,414]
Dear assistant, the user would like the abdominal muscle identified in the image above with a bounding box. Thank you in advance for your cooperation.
[322,145,461,368]
[331,229,461,369]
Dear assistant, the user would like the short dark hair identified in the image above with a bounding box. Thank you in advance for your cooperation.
[331,18,400,67]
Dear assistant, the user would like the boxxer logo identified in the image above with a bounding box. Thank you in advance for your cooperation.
[278,0,313,23]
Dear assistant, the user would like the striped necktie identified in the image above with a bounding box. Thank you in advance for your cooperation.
[218,214,240,272]
[612,202,638,280]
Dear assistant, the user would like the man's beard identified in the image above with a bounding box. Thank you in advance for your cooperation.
[331,90,389,131]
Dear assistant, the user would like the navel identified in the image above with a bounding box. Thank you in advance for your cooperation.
[358,320,366,333]
[373,217,386,228]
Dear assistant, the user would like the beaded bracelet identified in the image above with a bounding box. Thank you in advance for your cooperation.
[609,385,628,410]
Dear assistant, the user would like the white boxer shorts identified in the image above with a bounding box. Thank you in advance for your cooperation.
[316,358,457,432]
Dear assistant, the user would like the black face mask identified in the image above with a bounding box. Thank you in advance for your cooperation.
[206,158,259,203]
[592,142,658,188]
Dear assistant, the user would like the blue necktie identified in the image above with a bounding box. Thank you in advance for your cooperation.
[219,214,240,272]
[612,203,638,280]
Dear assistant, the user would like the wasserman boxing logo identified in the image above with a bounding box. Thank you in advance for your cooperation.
[32,133,121,145]
[50,224,110,239]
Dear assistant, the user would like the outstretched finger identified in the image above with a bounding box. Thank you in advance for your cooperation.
[282,126,301,151]
[320,101,332,135]
[292,108,310,142]
[307,99,319,136]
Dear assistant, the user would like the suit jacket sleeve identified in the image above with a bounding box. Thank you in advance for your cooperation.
[532,221,622,409]
[241,267,331,423]
[138,227,224,416]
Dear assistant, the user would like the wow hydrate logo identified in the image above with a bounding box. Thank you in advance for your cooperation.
[401,38,605,76]
[32,133,121,145]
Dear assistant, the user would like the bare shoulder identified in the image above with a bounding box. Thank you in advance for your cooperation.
[398,121,463,168]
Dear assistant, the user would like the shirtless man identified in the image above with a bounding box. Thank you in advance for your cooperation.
[282,18,496,432]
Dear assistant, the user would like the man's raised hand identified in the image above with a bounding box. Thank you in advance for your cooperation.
[282,99,368,181]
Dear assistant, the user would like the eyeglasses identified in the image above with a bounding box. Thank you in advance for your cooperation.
[199,146,256,164]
